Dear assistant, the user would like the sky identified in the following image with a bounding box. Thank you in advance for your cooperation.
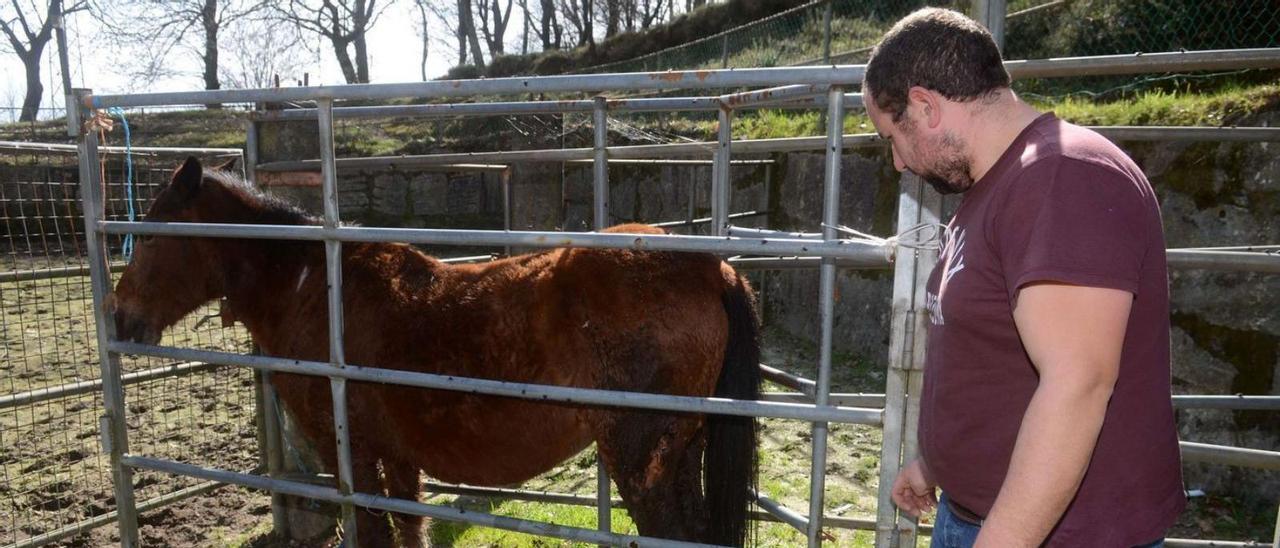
[0,2,494,121]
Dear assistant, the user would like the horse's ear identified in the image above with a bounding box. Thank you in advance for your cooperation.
[169,156,204,199]
[213,156,237,172]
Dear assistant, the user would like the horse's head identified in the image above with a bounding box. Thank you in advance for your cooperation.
[110,156,239,344]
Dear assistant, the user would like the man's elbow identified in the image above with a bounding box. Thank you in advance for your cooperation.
[1040,361,1119,405]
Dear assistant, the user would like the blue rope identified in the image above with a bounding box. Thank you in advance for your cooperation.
[106,107,136,262]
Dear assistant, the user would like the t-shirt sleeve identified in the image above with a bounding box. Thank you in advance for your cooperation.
[992,157,1151,303]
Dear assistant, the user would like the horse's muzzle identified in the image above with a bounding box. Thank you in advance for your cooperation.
[112,303,162,345]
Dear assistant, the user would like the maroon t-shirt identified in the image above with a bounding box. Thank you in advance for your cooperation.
[918,113,1185,546]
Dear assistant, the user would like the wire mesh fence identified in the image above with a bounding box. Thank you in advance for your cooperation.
[0,142,258,547]
[582,0,1279,100]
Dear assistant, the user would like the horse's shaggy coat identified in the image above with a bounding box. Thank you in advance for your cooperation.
[111,158,761,546]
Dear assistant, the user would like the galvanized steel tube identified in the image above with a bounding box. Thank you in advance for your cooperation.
[107,342,884,425]
[1005,48,1280,79]
[807,87,845,547]
[1180,441,1280,471]
[75,88,141,548]
[122,456,720,548]
[88,66,866,108]
[594,97,610,230]
[317,99,360,545]
[98,221,894,264]
[712,107,733,236]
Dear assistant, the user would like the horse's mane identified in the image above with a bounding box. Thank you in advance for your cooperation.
[207,168,319,227]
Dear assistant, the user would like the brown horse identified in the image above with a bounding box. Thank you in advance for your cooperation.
[109,157,761,547]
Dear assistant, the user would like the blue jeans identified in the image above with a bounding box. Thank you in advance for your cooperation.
[928,493,1166,548]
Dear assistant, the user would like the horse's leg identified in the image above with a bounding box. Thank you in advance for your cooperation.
[591,411,709,542]
[379,459,426,548]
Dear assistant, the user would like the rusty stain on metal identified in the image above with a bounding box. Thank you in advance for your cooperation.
[695,71,712,82]
[650,71,686,82]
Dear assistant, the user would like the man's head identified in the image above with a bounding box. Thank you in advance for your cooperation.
[862,8,1010,194]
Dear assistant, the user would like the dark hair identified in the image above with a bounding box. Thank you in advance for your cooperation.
[863,8,1010,122]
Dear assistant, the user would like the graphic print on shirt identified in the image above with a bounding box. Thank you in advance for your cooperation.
[925,226,966,326]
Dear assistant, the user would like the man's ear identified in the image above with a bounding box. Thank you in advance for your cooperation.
[907,86,943,129]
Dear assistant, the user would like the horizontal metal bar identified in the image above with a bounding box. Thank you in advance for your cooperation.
[651,210,766,229]
[109,342,884,425]
[1172,395,1280,410]
[753,491,812,536]
[1093,126,1280,142]
[1167,250,1280,273]
[1005,48,1280,79]
[4,475,237,548]
[727,226,822,241]
[759,364,817,397]
[719,85,826,108]
[253,95,865,121]
[759,392,886,408]
[1164,539,1274,548]
[88,49,1280,110]
[438,254,499,264]
[256,161,510,173]
[90,66,867,108]
[0,140,242,155]
[1180,441,1280,470]
[727,256,889,271]
[1175,245,1280,252]
[98,221,895,264]
[0,361,218,410]
[123,456,722,547]
[0,262,125,283]
[564,159,774,166]
[424,482,625,507]
[252,134,884,172]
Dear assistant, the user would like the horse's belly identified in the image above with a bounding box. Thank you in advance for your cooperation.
[407,396,594,486]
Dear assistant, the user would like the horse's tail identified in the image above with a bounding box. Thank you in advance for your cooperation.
[706,274,761,546]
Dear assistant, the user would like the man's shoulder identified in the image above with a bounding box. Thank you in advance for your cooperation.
[1020,117,1143,181]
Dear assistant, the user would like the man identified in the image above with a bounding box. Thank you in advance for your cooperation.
[863,8,1185,548]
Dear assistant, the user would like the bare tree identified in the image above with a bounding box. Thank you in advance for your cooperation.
[0,0,87,121]
[534,0,561,50]
[95,0,265,108]
[219,16,309,88]
[413,0,429,78]
[557,0,590,47]
[474,0,513,58]
[274,0,390,84]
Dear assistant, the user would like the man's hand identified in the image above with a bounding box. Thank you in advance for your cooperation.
[891,457,938,517]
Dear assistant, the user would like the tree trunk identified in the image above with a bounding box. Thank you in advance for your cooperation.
[579,0,593,45]
[521,0,529,55]
[459,0,486,66]
[605,0,619,38]
[539,0,553,49]
[202,0,223,108]
[333,38,359,83]
[354,33,370,82]
[20,52,45,122]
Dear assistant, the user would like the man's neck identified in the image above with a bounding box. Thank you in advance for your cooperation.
[964,90,1045,183]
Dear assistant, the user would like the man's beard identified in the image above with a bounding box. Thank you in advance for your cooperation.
[917,132,974,195]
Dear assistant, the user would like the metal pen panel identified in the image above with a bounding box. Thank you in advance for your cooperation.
[108,341,885,425]
[806,87,845,547]
[591,95,613,540]
[712,108,733,236]
[74,89,141,548]
[317,99,360,546]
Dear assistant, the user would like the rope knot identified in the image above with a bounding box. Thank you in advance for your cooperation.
[83,109,114,135]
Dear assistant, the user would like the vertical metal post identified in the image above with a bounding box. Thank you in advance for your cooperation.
[806,87,844,547]
[245,113,289,539]
[54,14,73,124]
[592,97,609,230]
[501,168,513,255]
[973,0,1007,51]
[821,0,834,64]
[590,96,612,540]
[711,107,733,236]
[75,88,140,548]
[244,117,259,186]
[875,172,941,548]
[1273,503,1279,548]
[317,98,359,547]
[721,35,730,68]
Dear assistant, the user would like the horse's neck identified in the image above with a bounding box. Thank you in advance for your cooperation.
[219,240,327,345]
